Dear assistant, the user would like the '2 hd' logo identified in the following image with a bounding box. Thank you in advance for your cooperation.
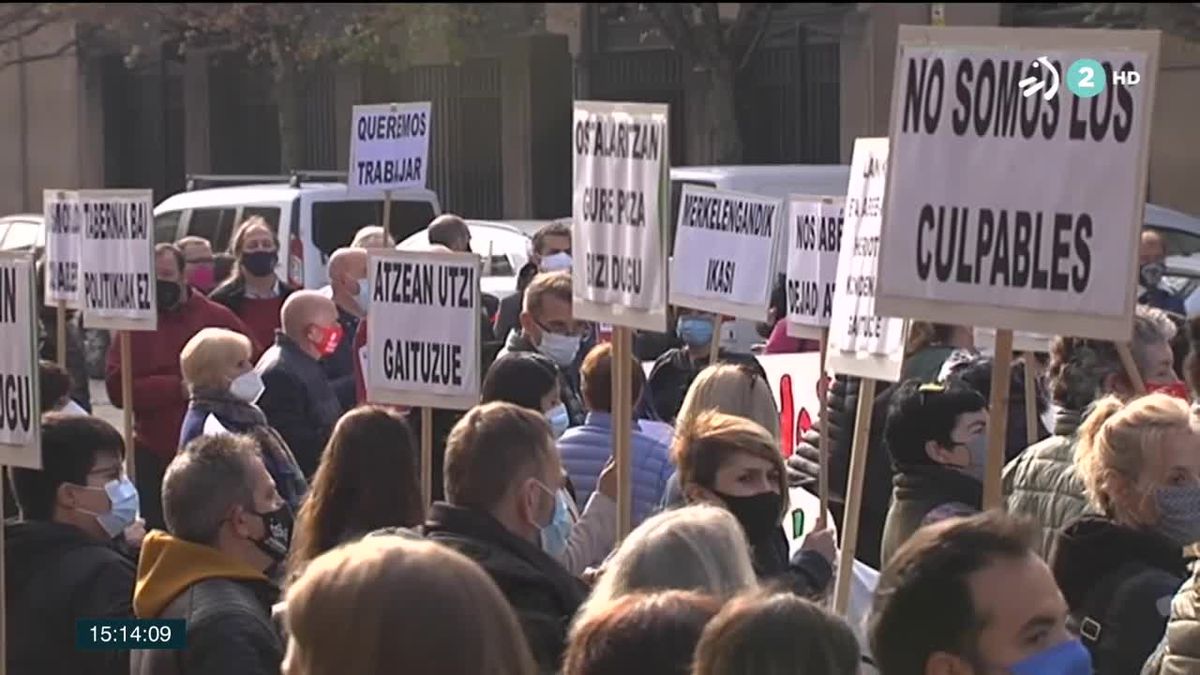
[1022,57,1141,99]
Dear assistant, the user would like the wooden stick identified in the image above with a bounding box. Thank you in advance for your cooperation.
[833,377,877,615]
[120,331,136,482]
[612,326,634,540]
[1117,342,1146,394]
[709,315,723,366]
[1022,352,1039,446]
[381,190,393,239]
[0,468,6,675]
[55,301,67,368]
[421,407,433,507]
[817,328,831,530]
[983,330,1014,509]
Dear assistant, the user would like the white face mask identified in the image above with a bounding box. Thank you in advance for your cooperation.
[537,331,581,367]
[230,371,266,404]
[540,252,572,272]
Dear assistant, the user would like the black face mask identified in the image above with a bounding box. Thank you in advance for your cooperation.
[715,490,783,542]
[156,280,182,312]
[242,251,278,278]
[252,504,293,563]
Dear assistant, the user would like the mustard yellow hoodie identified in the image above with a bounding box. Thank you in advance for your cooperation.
[134,530,269,618]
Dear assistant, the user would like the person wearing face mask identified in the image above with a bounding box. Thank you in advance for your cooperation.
[674,410,835,598]
[178,235,218,294]
[132,433,289,675]
[498,271,587,427]
[871,511,1089,675]
[1137,229,1186,316]
[106,243,257,531]
[255,291,345,478]
[319,247,370,410]
[495,222,573,346]
[6,415,138,675]
[1049,393,1197,674]
[211,217,298,354]
[423,402,588,673]
[178,328,307,514]
[880,379,988,567]
[647,308,766,424]
[482,352,619,576]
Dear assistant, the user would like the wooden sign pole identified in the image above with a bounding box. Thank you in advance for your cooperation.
[709,315,723,367]
[420,407,433,507]
[611,326,634,540]
[1117,343,1146,394]
[983,330,1014,509]
[1022,352,1039,446]
[120,331,136,482]
[55,301,67,367]
[381,190,393,240]
[833,377,877,614]
[817,329,831,530]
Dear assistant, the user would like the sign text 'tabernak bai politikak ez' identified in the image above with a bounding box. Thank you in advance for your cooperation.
[80,190,157,332]
[876,26,1159,341]
[572,101,669,332]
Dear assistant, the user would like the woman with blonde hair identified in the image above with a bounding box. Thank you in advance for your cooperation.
[178,327,306,511]
[1049,393,1200,673]
[283,536,536,675]
[577,504,756,627]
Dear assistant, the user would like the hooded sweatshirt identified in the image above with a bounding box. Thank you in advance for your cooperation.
[132,531,281,675]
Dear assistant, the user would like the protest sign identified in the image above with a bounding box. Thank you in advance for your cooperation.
[0,253,41,469]
[669,185,784,321]
[826,138,908,382]
[348,102,432,192]
[79,190,156,332]
[573,101,669,332]
[43,190,81,309]
[876,26,1160,342]
[366,249,481,410]
[786,196,845,339]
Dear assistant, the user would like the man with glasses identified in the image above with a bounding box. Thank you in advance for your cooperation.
[178,236,217,294]
[498,270,586,427]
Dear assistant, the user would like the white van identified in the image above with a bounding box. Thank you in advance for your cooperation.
[153,173,442,289]
[669,165,852,353]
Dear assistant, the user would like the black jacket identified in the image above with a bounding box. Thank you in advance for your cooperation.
[256,333,344,477]
[321,303,361,411]
[498,331,587,427]
[208,276,296,317]
[5,520,135,675]
[423,503,587,674]
[647,347,767,424]
[1051,515,1189,675]
[881,464,982,566]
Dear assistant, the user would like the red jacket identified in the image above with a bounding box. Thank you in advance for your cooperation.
[105,291,259,461]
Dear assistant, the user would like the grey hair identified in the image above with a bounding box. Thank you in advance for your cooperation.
[1048,305,1176,411]
[575,505,757,629]
[163,433,260,545]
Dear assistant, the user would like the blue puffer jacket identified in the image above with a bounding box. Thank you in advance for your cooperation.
[557,412,674,526]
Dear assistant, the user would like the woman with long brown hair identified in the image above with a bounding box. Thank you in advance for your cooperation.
[210,216,297,352]
[287,406,424,578]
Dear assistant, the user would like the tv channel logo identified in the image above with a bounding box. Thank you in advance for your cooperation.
[1020,58,1141,99]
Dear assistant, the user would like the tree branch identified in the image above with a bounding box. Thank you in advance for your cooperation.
[0,23,96,70]
[644,3,700,60]
[732,3,773,72]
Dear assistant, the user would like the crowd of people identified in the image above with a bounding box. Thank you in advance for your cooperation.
[8,217,1200,675]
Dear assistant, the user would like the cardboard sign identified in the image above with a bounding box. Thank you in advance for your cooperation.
[348,102,432,192]
[366,249,481,409]
[43,190,82,308]
[786,196,845,339]
[827,138,908,382]
[669,185,784,321]
[572,101,670,332]
[876,26,1160,342]
[79,190,157,332]
[0,253,41,469]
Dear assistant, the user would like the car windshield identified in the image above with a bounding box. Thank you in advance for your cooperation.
[311,199,437,255]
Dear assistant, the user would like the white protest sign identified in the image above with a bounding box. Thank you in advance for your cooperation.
[0,253,41,469]
[366,249,481,409]
[573,101,669,332]
[876,26,1160,342]
[79,190,157,332]
[974,327,1052,354]
[669,185,784,321]
[786,196,845,339]
[827,138,908,382]
[43,190,82,308]
[348,102,432,192]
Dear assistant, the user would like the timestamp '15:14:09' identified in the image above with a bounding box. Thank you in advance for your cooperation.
[76,619,186,650]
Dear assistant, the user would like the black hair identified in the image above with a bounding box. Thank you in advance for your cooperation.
[481,352,560,412]
[10,414,125,520]
[885,378,986,470]
[38,360,72,412]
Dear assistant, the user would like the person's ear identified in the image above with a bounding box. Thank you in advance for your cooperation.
[515,478,539,525]
[926,440,959,465]
[55,483,81,511]
[926,652,973,675]
[684,483,720,507]
[229,503,256,540]
[519,311,538,338]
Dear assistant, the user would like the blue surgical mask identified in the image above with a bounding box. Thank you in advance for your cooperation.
[546,404,569,438]
[355,279,372,313]
[1007,638,1091,675]
[76,477,139,539]
[537,331,581,367]
[535,482,572,558]
[677,316,715,349]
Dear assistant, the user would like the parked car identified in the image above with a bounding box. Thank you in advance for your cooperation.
[154,172,442,289]
[1149,203,1200,315]
[0,213,44,252]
